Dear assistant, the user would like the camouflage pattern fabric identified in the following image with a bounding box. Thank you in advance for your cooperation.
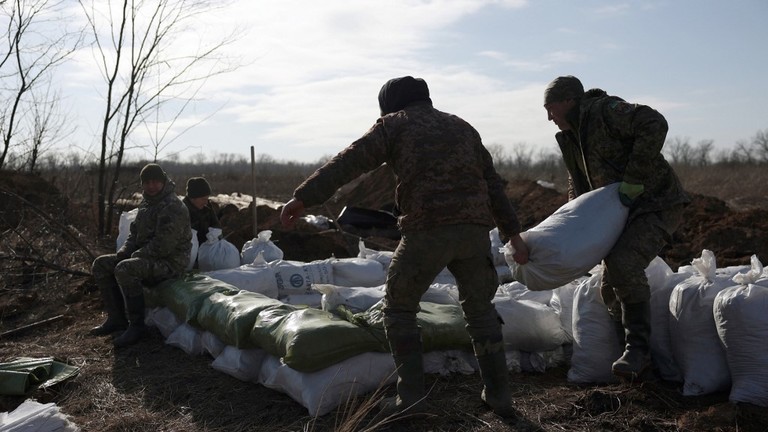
[600,204,685,318]
[293,101,522,240]
[183,197,220,244]
[97,179,192,299]
[383,224,503,344]
[554,92,689,313]
[92,254,178,298]
[555,94,690,215]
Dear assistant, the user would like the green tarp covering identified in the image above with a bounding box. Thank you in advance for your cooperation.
[0,357,80,396]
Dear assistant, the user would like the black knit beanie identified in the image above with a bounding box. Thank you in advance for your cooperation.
[544,75,584,105]
[378,76,432,116]
[186,177,212,198]
[140,163,167,183]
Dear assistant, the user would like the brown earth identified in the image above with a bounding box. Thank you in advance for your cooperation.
[1,170,767,432]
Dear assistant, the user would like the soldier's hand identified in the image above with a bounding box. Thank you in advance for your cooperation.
[280,198,305,228]
[508,234,529,265]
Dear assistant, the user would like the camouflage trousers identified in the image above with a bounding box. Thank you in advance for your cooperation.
[601,204,685,320]
[92,254,177,299]
[382,224,503,354]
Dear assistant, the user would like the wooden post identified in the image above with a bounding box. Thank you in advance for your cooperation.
[251,146,258,238]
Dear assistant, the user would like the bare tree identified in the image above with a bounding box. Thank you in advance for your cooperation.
[751,128,768,163]
[664,136,693,166]
[78,0,239,236]
[0,0,82,169]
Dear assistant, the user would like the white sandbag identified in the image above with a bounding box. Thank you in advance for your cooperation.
[0,399,79,432]
[204,252,279,298]
[730,254,766,286]
[240,230,284,265]
[303,214,331,230]
[165,322,205,356]
[145,306,182,338]
[314,283,386,313]
[669,249,732,396]
[187,229,199,271]
[715,283,768,407]
[504,183,629,291]
[211,346,268,383]
[493,296,571,352]
[550,280,580,340]
[567,272,622,384]
[198,228,240,271]
[258,352,396,417]
[421,283,461,305]
[496,264,514,283]
[330,257,387,287]
[357,239,393,269]
[271,259,333,297]
[489,227,507,267]
[116,208,138,251]
[432,267,456,285]
[497,281,553,305]
[649,263,692,383]
[201,331,226,358]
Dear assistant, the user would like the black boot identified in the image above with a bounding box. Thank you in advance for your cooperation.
[612,301,652,381]
[474,337,515,417]
[378,330,426,417]
[90,284,128,336]
[113,295,146,348]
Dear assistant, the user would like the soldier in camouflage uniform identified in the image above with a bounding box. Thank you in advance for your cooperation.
[183,177,220,245]
[90,163,191,347]
[281,76,529,418]
[543,76,690,380]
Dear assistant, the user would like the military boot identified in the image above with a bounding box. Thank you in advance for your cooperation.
[89,283,128,336]
[113,295,146,348]
[474,337,516,417]
[378,331,426,417]
[612,301,652,381]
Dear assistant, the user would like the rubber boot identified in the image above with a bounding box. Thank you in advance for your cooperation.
[89,283,128,336]
[474,337,516,417]
[113,295,146,348]
[378,332,426,417]
[612,301,652,381]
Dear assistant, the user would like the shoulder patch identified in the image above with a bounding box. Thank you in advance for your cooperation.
[609,100,633,114]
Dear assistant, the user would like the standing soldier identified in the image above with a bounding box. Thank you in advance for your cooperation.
[281,76,529,417]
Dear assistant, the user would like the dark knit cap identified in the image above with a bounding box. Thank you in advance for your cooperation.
[544,75,585,105]
[378,76,432,116]
[140,163,167,183]
[186,177,212,199]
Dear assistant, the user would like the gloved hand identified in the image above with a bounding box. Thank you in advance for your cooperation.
[618,182,644,207]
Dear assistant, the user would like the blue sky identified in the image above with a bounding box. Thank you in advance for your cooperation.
[58,0,768,164]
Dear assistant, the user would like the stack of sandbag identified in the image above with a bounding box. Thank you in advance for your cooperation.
[204,252,279,298]
[713,255,768,407]
[503,183,629,291]
[198,228,240,271]
[669,249,734,396]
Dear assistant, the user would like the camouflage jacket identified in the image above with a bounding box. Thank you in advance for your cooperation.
[119,180,192,274]
[293,101,522,239]
[183,197,220,244]
[555,93,690,215]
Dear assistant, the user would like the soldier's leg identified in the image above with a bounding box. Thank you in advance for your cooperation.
[90,254,128,335]
[379,227,452,416]
[112,258,175,347]
[448,224,514,417]
[606,205,684,380]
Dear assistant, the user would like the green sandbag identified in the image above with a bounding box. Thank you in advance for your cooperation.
[196,290,289,348]
[251,307,389,372]
[342,300,473,352]
[0,357,80,396]
[144,273,239,326]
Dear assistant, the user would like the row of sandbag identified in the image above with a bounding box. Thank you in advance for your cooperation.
[570,250,768,407]
[142,278,567,416]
